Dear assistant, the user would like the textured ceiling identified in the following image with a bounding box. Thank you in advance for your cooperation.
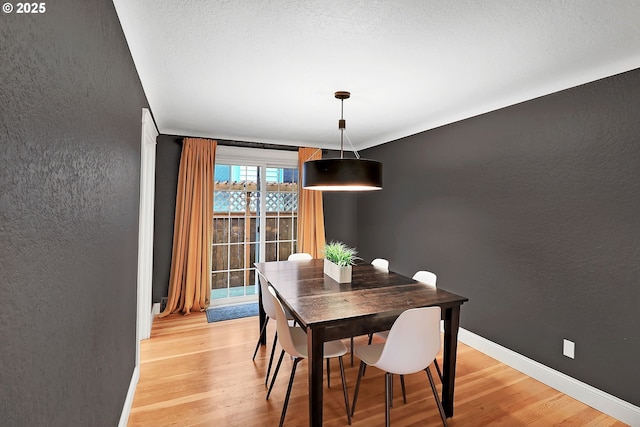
[113,1,640,151]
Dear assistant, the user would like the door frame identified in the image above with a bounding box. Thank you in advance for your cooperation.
[136,108,158,360]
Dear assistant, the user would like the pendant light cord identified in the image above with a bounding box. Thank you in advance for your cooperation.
[340,98,345,159]
[303,90,361,161]
[344,133,360,159]
[304,147,322,161]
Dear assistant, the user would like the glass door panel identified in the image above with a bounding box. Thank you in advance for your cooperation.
[212,164,260,303]
[212,163,297,305]
[264,166,298,263]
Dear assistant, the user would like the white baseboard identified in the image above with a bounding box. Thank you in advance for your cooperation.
[457,328,640,426]
[149,304,160,340]
[121,304,158,426]
[118,365,140,427]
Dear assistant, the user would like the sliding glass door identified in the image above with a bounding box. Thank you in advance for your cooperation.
[211,155,298,305]
[264,167,299,262]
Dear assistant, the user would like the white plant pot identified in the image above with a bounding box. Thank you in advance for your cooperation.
[324,259,352,283]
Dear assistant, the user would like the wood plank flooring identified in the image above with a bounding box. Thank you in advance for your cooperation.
[128,312,627,427]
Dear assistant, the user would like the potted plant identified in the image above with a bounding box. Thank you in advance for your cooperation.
[323,241,360,283]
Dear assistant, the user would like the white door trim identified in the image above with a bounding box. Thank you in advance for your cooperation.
[122,108,157,427]
[136,108,158,349]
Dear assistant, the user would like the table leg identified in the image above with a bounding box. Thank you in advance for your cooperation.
[307,326,325,427]
[441,305,461,418]
[258,280,266,345]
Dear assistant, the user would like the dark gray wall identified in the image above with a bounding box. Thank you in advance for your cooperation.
[323,192,358,248]
[0,1,148,425]
[357,69,640,406]
[152,135,182,302]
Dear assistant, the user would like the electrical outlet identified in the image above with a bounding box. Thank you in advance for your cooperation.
[563,339,575,359]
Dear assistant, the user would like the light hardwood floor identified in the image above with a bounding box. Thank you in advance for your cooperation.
[128,312,627,427]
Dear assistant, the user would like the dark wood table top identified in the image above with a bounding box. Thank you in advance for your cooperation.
[255,259,468,328]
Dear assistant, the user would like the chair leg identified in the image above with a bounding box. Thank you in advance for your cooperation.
[266,349,285,400]
[387,375,407,407]
[326,358,331,388]
[385,372,392,427]
[338,356,351,425]
[279,358,301,427]
[426,366,448,427]
[252,316,269,360]
[265,331,278,386]
[350,360,366,417]
[350,337,354,366]
[434,358,443,382]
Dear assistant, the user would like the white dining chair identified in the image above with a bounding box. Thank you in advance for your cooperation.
[412,270,437,286]
[371,258,389,271]
[266,285,351,426]
[351,306,447,427]
[252,271,295,386]
[287,252,313,261]
[365,270,441,401]
[371,270,438,344]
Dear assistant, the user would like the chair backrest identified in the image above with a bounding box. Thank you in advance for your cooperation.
[371,258,389,271]
[288,253,312,261]
[267,285,305,358]
[257,271,278,320]
[412,270,437,287]
[374,306,441,375]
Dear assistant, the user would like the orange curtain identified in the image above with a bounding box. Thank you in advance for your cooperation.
[160,138,217,317]
[297,148,326,257]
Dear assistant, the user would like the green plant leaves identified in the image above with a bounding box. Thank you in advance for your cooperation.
[323,241,360,267]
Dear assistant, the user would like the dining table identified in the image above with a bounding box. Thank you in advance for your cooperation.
[254,258,469,427]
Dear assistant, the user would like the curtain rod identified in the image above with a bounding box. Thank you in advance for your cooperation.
[165,134,302,152]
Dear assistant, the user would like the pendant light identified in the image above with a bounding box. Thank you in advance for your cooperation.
[302,91,383,191]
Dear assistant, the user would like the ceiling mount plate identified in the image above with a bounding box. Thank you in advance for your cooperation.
[334,91,351,100]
